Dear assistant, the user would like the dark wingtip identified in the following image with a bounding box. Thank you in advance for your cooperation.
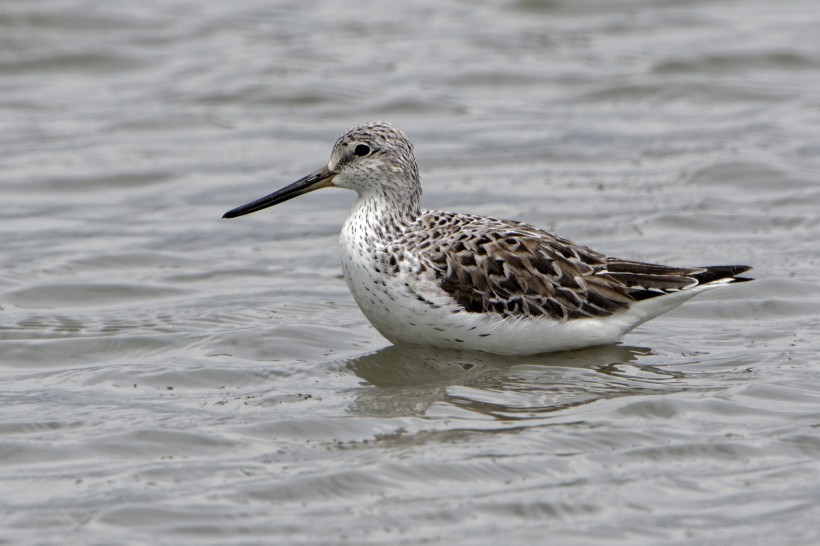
[693,265,754,285]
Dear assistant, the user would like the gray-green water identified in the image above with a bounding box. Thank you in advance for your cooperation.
[2,0,819,544]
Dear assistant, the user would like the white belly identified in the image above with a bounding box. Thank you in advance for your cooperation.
[339,239,645,355]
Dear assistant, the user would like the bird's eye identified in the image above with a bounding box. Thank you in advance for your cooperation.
[354,144,371,157]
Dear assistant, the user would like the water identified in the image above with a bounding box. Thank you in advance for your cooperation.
[2,0,819,543]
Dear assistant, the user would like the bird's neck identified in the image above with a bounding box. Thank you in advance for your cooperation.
[344,187,421,244]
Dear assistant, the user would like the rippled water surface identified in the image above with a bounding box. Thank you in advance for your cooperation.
[2,0,820,543]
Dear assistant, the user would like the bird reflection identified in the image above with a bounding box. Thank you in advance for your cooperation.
[343,343,683,419]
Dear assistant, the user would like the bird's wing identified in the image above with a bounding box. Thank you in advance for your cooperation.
[412,213,751,320]
[417,215,634,320]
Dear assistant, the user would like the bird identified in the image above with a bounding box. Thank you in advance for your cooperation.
[223,122,752,356]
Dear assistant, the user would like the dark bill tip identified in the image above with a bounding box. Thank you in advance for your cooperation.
[222,166,335,219]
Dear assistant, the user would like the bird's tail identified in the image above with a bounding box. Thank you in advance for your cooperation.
[603,261,753,302]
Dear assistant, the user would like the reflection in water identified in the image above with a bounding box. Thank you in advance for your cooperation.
[343,343,701,419]
[348,343,650,386]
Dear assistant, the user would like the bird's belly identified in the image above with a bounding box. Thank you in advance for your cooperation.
[339,254,431,342]
[340,252,636,355]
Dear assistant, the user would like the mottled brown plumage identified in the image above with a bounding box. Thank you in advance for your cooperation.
[387,211,751,321]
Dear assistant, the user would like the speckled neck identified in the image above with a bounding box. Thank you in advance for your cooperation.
[347,183,422,244]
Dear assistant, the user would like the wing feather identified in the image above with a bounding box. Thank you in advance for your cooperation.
[405,212,751,321]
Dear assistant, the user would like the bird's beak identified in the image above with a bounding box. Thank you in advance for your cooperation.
[222,165,336,219]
